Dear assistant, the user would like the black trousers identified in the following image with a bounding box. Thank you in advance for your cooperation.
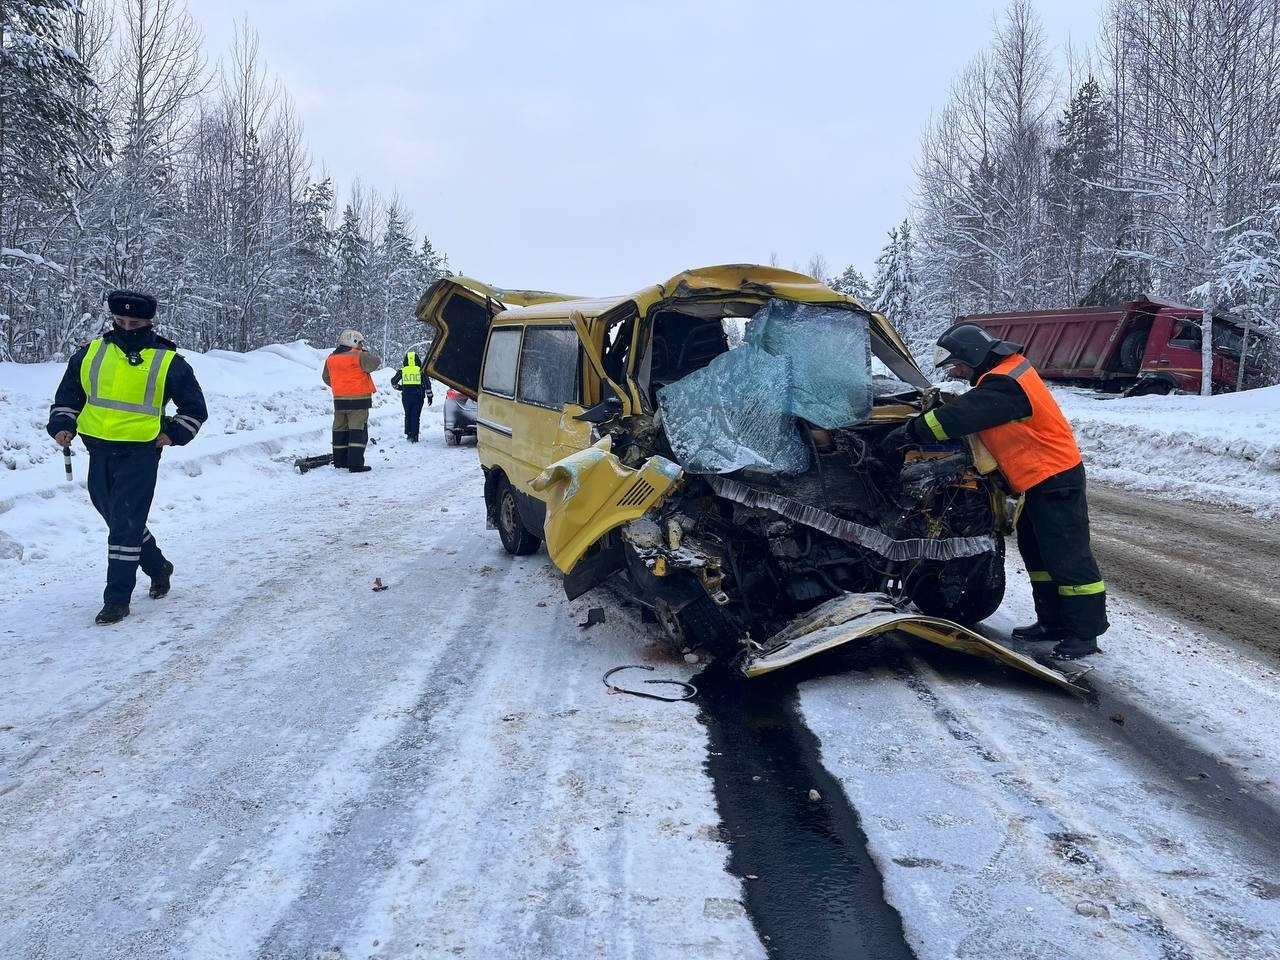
[332,407,369,468]
[401,389,426,440]
[87,445,167,605]
[1015,480,1109,639]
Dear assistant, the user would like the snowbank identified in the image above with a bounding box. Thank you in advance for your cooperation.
[1053,384,1280,517]
[0,341,401,560]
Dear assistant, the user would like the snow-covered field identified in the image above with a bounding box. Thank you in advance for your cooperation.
[2,344,1279,959]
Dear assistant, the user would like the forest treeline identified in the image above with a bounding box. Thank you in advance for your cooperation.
[2,0,447,362]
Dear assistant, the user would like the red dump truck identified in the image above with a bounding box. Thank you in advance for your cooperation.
[959,296,1263,395]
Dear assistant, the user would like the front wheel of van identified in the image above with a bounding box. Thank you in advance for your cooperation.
[497,480,541,556]
[907,546,1006,626]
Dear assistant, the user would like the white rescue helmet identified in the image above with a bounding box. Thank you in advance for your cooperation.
[338,328,367,348]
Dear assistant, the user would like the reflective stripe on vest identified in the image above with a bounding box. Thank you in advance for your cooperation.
[400,351,423,386]
[77,339,175,441]
[975,355,1082,494]
[326,351,376,397]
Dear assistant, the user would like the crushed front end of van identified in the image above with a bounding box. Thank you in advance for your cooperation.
[529,270,1076,691]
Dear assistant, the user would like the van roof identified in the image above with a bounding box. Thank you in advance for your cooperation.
[496,295,631,322]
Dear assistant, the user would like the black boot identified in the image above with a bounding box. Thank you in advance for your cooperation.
[1011,621,1062,642]
[348,446,372,473]
[149,561,174,599]
[95,603,130,625]
[1051,635,1100,660]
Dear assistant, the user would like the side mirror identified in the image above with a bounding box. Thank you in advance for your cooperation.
[574,395,623,424]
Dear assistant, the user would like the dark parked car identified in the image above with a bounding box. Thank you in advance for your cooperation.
[443,388,477,446]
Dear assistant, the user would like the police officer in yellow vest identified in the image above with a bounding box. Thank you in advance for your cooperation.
[46,290,208,625]
[390,350,433,443]
[881,323,1107,660]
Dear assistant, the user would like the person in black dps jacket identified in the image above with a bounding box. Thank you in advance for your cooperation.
[390,349,433,442]
[46,290,208,625]
[881,323,1107,660]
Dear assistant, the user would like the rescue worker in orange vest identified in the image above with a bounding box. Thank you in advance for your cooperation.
[880,323,1107,660]
[322,329,380,473]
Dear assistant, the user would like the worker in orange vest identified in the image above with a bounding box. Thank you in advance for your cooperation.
[881,323,1107,660]
[322,329,381,472]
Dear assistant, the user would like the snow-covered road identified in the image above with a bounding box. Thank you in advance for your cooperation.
[0,415,763,959]
[3,345,1280,959]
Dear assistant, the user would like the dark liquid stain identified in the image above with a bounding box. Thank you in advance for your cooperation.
[697,657,915,960]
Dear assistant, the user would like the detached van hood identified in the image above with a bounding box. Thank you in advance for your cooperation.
[742,592,1083,693]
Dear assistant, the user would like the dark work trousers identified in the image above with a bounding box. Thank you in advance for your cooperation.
[332,407,370,469]
[400,388,426,440]
[1015,481,1109,640]
[86,444,168,605]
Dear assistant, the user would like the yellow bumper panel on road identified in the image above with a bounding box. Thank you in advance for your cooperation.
[741,592,1084,694]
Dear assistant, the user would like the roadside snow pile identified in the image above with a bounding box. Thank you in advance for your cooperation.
[1,340,399,473]
[1055,384,1280,516]
[0,341,400,555]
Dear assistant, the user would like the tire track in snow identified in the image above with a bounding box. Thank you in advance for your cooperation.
[890,651,1275,960]
[0,436,483,958]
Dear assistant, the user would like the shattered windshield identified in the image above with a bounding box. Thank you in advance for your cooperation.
[657,300,873,474]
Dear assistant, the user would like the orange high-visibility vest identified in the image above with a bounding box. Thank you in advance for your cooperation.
[976,354,1081,493]
[326,351,376,397]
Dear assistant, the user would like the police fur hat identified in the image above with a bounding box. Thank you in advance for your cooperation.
[106,289,158,321]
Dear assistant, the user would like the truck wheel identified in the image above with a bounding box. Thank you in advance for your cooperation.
[1118,329,1148,373]
[1127,377,1174,397]
[497,480,541,556]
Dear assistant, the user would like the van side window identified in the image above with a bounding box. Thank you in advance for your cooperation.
[518,327,579,410]
[482,327,522,397]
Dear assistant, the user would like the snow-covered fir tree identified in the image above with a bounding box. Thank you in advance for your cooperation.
[1,0,107,360]
[335,203,371,335]
[830,265,872,303]
[872,219,916,329]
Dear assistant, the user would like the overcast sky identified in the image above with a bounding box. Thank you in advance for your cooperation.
[184,0,1103,295]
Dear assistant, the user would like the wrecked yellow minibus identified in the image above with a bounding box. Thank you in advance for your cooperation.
[416,265,1077,692]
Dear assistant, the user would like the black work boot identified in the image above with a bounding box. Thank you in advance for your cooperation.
[149,561,174,599]
[1011,621,1062,643]
[348,447,372,473]
[95,603,130,625]
[1051,635,1100,660]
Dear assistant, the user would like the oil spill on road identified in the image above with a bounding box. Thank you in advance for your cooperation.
[697,659,915,960]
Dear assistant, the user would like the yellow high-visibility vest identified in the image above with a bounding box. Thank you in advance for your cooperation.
[77,338,175,441]
[400,351,423,386]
